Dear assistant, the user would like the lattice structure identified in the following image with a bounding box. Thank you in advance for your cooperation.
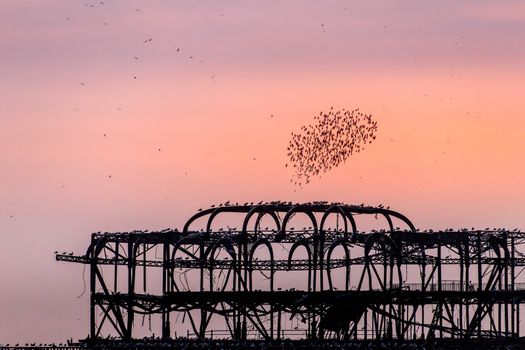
[57,202,525,341]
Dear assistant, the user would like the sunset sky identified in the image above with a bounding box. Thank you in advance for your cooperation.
[1,0,524,343]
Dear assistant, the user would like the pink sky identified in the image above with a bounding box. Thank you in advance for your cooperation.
[1,0,524,343]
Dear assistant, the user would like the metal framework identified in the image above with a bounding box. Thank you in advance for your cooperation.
[57,202,525,342]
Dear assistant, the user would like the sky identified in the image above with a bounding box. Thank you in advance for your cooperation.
[1,0,525,343]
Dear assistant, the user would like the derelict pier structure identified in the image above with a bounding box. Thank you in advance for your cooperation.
[57,202,525,342]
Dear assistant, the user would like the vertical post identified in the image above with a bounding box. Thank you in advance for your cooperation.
[126,238,134,339]
[383,252,388,338]
[498,253,502,337]
[162,241,170,339]
[143,244,147,293]
[319,232,323,292]
[114,243,119,292]
[511,236,516,336]
[242,239,248,339]
[421,250,426,339]
[477,231,482,338]
[517,232,521,335]
[505,235,509,335]
[437,239,443,339]
[277,309,282,340]
[199,242,206,338]
[459,241,464,337]
[270,258,274,339]
[465,238,470,335]
[364,309,368,340]
[237,241,242,339]
[232,243,237,339]
[90,233,96,339]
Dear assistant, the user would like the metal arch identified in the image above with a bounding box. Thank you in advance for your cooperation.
[343,205,416,232]
[325,238,352,291]
[380,209,416,232]
[361,232,403,291]
[205,237,237,262]
[206,208,228,234]
[170,235,202,262]
[206,207,251,234]
[242,206,282,238]
[281,206,320,293]
[340,208,358,235]
[248,238,275,291]
[287,239,313,265]
[183,206,250,233]
[281,205,319,237]
[248,238,274,265]
[92,235,111,258]
[319,205,349,235]
[183,208,215,233]
[287,238,313,292]
[319,205,352,292]
[205,237,238,292]
[382,213,395,232]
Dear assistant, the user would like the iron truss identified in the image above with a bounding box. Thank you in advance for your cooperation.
[56,202,525,342]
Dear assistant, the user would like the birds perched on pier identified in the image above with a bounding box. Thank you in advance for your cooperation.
[287,107,378,187]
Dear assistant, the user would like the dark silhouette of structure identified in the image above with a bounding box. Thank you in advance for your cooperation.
[56,202,525,344]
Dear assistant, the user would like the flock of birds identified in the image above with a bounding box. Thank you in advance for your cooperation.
[67,4,380,190]
[287,108,378,187]
[196,200,381,210]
